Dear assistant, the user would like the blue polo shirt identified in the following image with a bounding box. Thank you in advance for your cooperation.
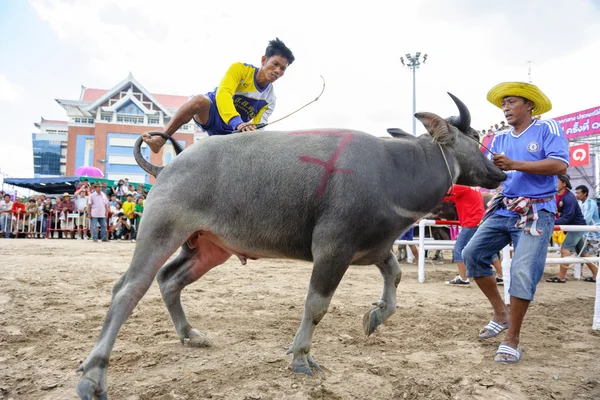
[489,119,569,216]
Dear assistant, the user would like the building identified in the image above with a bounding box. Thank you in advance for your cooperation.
[32,119,69,177]
[40,72,206,184]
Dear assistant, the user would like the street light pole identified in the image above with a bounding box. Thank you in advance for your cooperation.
[400,52,428,136]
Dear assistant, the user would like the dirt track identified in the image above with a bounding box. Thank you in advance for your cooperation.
[0,240,599,399]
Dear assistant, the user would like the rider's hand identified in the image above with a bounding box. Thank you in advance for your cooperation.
[492,153,515,171]
[142,132,167,154]
[235,122,256,132]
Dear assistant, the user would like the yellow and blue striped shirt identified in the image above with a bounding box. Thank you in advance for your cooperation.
[206,62,276,132]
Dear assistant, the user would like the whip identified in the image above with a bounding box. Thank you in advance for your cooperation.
[232,75,326,133]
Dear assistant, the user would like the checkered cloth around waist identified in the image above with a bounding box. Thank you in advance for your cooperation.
[483,194,555,236]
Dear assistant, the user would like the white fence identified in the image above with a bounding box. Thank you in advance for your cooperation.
[0,211,141,239]
[394,219,600,330]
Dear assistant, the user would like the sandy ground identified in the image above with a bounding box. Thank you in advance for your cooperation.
[0,239,599,400]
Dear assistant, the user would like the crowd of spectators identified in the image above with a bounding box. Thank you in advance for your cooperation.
[0,177,148,242]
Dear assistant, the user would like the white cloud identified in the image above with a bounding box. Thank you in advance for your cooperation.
[0,144,34,178]
[26,0,600,137]
[0,73,25,104]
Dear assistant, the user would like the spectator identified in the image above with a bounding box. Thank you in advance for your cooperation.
[54,193,75,239]
[108,194,118,208]
[42,198,53,237]
[114,179,127,201]
[122,194,136,227]
[109,201,123,240]
[35,198,45,238]
[444,185,503,287]
[102,181,114,198]
[133,197,144,229]
[128,184,137,198]
[0,194,14,238]
[572,184,599,282]
[74,184,90,239]
[10,197,26,237]
[25,199,38,238]
[135,185,146,199]
[88,182,110,242]
[114,212,134,242]
[396,225,418,263]
[546,175,587,283]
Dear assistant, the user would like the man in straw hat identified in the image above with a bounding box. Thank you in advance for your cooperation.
[462,82,569,363]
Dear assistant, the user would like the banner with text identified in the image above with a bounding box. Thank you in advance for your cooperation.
[554,105,600,139]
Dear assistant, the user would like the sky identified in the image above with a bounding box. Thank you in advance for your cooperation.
[1,0,600,179]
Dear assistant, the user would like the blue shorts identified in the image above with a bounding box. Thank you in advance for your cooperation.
[193,95,234,136]
[453,226,499,263]
[399,227,414,241]
[453,226,478,262]
[561,231,585,253]
[462,211,555,301]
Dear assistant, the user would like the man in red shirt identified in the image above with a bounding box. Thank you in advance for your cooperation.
[10,197,26,238]
[444,185,503,286]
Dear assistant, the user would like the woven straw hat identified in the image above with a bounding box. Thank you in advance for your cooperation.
[487,82,552,116]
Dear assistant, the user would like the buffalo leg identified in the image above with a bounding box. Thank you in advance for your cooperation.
[363,252,402,336]
[287,249,353,375]
[157,239,231,347]
[76,238,184,400]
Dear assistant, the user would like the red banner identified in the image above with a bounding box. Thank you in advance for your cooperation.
[554,105,600,139]
[569,143,590,166]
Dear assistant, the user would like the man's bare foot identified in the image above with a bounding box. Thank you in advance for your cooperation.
[142,132,167,154]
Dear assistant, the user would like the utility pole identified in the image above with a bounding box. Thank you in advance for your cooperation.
[401,52,427,136]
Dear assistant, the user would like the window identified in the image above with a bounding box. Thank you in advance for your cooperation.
[148,117,160,125]
[180,124,190,131]
[116,115,143,124]
[100,113,113,122]
[108,155,138,165]
[72,117,94,124]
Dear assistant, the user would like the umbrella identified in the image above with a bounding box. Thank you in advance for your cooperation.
[74,166,104,178]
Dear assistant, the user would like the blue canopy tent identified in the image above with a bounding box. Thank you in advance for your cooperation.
[3,177,152,196]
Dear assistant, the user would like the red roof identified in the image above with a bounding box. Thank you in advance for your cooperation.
[153,93,190,108]
[81,88,108,102]
[81,88,189,109]
[42,119,68,125]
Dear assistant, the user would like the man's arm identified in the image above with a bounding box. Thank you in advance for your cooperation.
[492,156,567,176]
[214,62,248,131]
[556,196,578,225]
[491,120,569,176]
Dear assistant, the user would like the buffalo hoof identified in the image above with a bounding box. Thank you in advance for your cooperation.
[291,364,314,376]
[363,305,384,336]
[76,376,106,400]
[185,328,211,348]
[289,354,323,376]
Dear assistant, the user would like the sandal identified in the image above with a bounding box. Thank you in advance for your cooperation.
[545,276,566,283]
[479,320,509,339]
[494,344,523,364]
[584,277,597,283]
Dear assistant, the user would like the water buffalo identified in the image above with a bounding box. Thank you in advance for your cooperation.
[76,93,506,399]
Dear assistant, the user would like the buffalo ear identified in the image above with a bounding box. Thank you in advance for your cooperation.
[387,128,413,139]
[414,112,456,145]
